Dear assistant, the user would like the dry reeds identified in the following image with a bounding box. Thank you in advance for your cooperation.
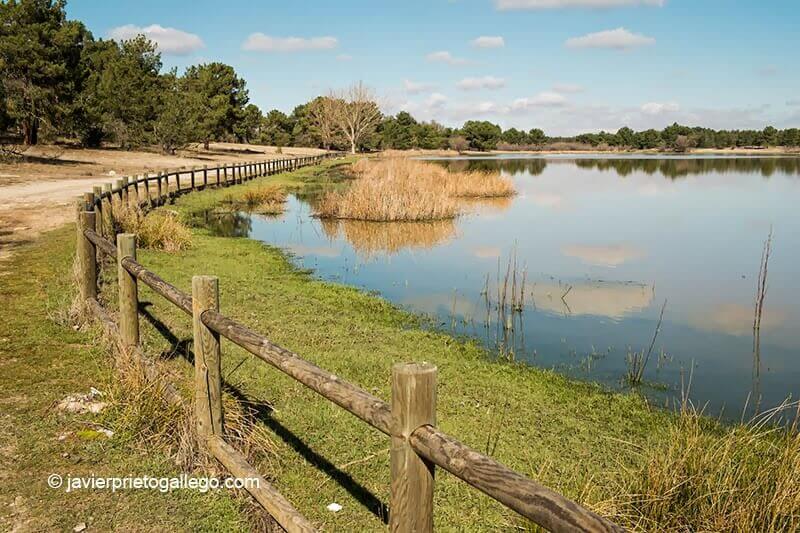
[241,185,288,215]
[113,203,192,252]
[315,157,515,222]
[603,402,800,532]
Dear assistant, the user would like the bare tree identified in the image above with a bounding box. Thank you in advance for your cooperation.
[307,96,339,150]
[330,82,382,154]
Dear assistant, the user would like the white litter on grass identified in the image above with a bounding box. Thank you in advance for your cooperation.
[326,503,342,513]
[57,388,107,414]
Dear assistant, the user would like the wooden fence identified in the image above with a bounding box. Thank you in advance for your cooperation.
[74,154,623,532]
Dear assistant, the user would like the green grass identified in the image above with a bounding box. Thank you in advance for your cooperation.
[0,227,249,531]
[7,159,793,531]
[118,159,674,530]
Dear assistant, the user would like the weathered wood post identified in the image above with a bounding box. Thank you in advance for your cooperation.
[76,210,97,301]
[155,173,163,206]
[117,234,139,347]
[222,164,227,185]
[162,171,169,202]
[203,165,208,188]
[390,362,437,532]
[191,167,196,189]
[114,179,123,204]
[92,185,103,237]
[192,276,223,439]
[216,165,221,186]
[133,176,140,202]
[102,183,113,236]
[121,176,129,205]
[145,175,153,209]
[175,170,181,193]
[83,191,94,212]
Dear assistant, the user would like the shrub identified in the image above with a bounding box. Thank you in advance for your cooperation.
[113,203,192,252]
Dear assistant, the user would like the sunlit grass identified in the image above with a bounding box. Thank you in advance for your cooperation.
[314,157,515,221]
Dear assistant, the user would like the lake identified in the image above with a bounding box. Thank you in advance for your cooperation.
[202,155,800,419]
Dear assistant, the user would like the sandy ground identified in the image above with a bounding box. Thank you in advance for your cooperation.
[0,142,325,263]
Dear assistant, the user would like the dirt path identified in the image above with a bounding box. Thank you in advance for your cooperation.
[0,143,325,264]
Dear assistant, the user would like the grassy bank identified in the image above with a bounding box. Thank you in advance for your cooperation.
[0,227,250,530]
[130,160,672,529]
[7,159,796,531]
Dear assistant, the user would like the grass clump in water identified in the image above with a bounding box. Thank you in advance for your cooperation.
[239,184,288,215]
[314,157,514,221]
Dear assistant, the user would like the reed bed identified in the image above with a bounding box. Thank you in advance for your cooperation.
[240,184,288,215]
[315,157,515,221]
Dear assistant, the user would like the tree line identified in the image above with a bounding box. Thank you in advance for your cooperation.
[2,1,798,155]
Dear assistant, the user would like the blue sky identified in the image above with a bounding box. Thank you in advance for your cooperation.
[68,0,800,135]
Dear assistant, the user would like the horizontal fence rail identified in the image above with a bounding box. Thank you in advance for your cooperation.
[74,151,623,532]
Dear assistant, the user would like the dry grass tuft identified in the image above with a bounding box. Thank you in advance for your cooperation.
[315,157,515,221]
[240,185,287,215]
[601,402,800,532]
[113,203,192,252]
[100,334,277,474]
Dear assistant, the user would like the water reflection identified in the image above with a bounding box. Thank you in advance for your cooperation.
[436,155,800,179]
[207,156,800,421]
[532,281,653,319]
[191,209,252,237]
[320,218,458,259]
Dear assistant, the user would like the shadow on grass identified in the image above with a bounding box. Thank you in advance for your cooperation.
[138,302,389,524]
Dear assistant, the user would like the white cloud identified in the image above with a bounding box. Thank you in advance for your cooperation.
[336,54,353,61]
[640,101,680,115]
[496,0,663,9]
[552,83,584,94]
[107,24,203,55]
[566,27,655,50]
[426,93,448,108]
[404,79,436,94]
[471,36,505,48]
[511,91,567,109]
[242,33,338,52]
[426,50,468,65]
[457,76,506,91]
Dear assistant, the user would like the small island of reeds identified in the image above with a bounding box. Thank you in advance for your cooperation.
[314,157,515,221]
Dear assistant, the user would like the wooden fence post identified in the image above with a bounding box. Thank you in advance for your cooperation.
[76,211,97,300]
[83,192,94,212]
[390,362,437,532]
[203,165,208,187]
[133,176,140,202]
[102,183,113,236]
[191,167,196,189]
[162,171,169,202]
[155,173,163,206]
[114,179,122,203]
[117,234,139,347]
[176,170,181,193]
[92,185,103,238]
[216,165,221,185]
[192,275,223,439]
[121,176,129,205]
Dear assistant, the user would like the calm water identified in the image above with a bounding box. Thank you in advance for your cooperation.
[202,156,800,419]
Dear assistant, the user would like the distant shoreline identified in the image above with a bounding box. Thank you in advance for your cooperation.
[384,146,800,158]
